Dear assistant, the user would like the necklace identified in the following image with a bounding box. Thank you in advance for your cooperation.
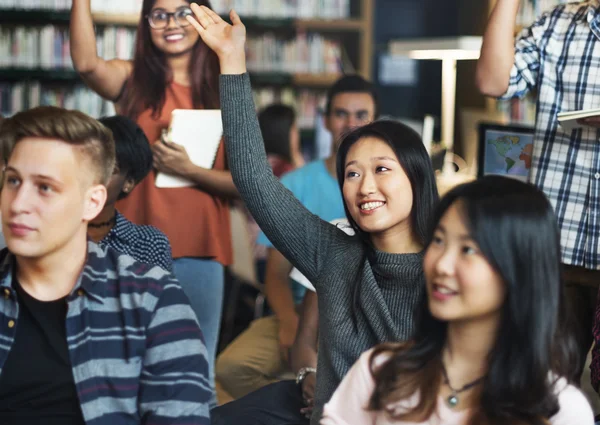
[441,362,485,408]
[88,216,116,229]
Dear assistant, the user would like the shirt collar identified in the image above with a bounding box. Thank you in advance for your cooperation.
[588,1,600,40]
[0,241,108,303]
[104,211,131,243]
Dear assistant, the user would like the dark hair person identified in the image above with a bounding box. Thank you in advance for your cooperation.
[70,0,238,399]
[187,6,439,424]
[322,176,592,425]
[258,103,304,170]
[88,116,173,272]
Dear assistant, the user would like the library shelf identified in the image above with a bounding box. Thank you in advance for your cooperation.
[0,68,80,82]
[0,68,341,88]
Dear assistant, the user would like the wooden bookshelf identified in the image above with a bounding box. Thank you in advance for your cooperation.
[1,2,374,81]
[92,0,374,79]
[0,1,374,124]
[0,68,343,89]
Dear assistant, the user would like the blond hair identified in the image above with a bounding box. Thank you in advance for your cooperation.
[0,106,115,185]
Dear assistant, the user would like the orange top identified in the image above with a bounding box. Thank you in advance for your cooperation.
[117,82,232,265]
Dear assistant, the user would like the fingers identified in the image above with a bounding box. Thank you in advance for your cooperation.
[189,3,212,29]
[201,5,224,24]
[229,9,243,26]
[186,14,205,34]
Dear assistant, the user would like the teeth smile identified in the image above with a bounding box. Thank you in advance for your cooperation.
[434,284,457,295]
[166,34,184,41]
[360,201,385,211]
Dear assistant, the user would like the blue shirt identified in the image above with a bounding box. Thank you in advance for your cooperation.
[98,211,173,272]
[256,160,345,303]
[0,243,210,425]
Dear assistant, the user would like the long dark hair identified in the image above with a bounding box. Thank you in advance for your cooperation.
[336,120,438,247]
[121,0,220,119]
[258,104,296,162]
[369,176,578,425]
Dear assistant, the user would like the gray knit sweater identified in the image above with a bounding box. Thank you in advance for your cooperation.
[220,73,424,424]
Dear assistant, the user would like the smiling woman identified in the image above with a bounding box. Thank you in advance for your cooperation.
[322,176,593,425]
[180,6,441,425]
[70,0,238,400]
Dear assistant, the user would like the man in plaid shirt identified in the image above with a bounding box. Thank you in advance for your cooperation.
[477,0,600,390]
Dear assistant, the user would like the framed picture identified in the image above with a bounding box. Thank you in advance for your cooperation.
[477,122,535,181]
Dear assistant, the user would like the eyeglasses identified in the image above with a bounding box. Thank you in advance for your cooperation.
[147,7,193,29]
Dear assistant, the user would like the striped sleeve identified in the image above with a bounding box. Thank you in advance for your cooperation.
[138,276,211,425]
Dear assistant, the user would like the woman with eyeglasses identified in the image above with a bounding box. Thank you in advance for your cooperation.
[70,0,237,402]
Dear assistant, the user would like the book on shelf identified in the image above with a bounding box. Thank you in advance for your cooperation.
[0,26,134,70]
[245,32,341,74]
[253,87,326,130]
[0,0,71,9]
[1,0,351,18]
[89,0,349,19]
[0,82,112,118]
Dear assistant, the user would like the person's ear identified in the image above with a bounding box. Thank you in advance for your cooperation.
[83,184,107,222]
[122,177,136,195]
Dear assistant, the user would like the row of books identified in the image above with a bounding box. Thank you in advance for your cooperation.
[246,33,341,74]
[0,26,135,69]
[253,87,327,129]
[1,82,327,131]
[210,0,350,19]
[516,0,568,27]
[1,25,341,74]
[0,0,71,9]
[0,82,115,119]
[89,0,349,19]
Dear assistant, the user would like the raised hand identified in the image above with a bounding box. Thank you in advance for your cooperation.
[186,5,247,74]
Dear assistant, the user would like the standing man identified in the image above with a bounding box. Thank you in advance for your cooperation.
[476,0,600,388]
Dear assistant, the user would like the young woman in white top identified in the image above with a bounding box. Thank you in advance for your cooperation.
[322,176,594,425]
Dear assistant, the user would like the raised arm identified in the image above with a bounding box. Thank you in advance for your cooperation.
[70,0,133,101]
[476,0,522,97]
[186,5,344,283]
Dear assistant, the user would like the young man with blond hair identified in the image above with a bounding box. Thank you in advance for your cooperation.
[0,106,210,425]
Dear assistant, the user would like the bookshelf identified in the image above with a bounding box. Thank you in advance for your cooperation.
[0,0,374,142]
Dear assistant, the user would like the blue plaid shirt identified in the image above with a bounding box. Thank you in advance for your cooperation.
[502,0,600,269]
[98,211,173,272]
[0,242,210,424]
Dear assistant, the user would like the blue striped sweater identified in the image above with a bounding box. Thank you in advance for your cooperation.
[0,242,210,424]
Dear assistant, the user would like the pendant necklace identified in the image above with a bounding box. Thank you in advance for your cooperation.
[441,363,485,408]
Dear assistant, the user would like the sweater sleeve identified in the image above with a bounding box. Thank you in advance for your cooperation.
[219,73,345,285]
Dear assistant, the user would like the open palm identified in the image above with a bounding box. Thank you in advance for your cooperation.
[187,4,246,59]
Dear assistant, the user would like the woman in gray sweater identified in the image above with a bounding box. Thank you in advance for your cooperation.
[187,6,439,424]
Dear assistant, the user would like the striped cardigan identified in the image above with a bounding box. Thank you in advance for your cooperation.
[0,242,210,424]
